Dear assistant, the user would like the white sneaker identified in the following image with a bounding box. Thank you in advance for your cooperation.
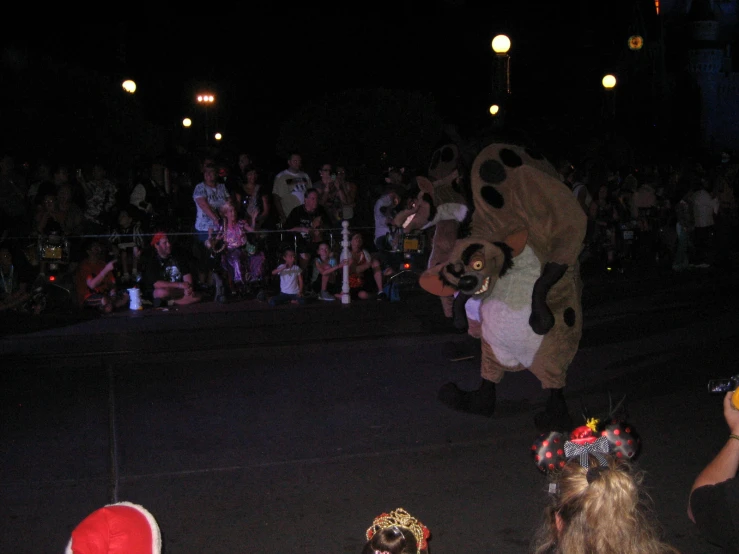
[319,291,335,301]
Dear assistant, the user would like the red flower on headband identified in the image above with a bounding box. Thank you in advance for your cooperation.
[569,424,596,446]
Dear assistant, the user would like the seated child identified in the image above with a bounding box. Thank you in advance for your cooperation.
[74,239,129,314]
[311,242,348,301]
[361,507,430,554]
[340,231,387,300]
[109,209,143,284]
[0,243,36,313]
[269,247,305,306]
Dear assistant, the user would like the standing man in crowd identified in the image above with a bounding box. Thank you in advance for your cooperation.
[272,153,312,226]
[373,185,400,268]
[691,175,720,268]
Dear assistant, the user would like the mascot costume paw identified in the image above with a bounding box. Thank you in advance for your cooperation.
[421,140,586,432]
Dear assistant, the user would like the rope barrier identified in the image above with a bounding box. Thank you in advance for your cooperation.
[1,225,379,242]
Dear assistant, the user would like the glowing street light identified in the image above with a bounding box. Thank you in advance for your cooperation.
[491,34,512,95]
[121,79,137,94]
[602,74,617,89]
[214,132,222,141]
[491,35,511,55]
[196,93,216,143]
[602,74,617,118]
[182,118,192,128]
[489,104,500,116]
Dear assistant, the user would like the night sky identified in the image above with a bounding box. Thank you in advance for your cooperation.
[2,3,643,159]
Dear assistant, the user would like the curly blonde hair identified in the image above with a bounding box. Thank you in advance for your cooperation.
[532,455,680,554]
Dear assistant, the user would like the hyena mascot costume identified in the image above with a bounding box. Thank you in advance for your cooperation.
[421,140,587,431]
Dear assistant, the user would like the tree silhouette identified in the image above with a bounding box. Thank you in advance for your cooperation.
[276,88,444,175]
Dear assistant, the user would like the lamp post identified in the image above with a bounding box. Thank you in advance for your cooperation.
[196,93,215,144]
[492,34,512,95]
[601,74,617,119]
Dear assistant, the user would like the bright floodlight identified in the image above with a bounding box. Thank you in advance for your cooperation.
[492,35,511,55]
[121,80,137,94]
[214,132,222,141]
[182,118,192,128]
[602,74,617,89]
[489,104,500,115]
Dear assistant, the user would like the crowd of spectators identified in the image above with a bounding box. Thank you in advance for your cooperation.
[556,152,738,276]
[0,149,395,314]
[1,145,737,315]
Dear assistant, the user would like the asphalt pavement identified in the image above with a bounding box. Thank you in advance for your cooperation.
[1,265,737,553]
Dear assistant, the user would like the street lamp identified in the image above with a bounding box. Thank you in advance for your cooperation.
[602,74,617,89]
[182,118,192,128]
[489,104,500,116]
[214,132,222,141]
[492,34,511,95]
[196,93,215,144]
[121,79,137,94]
[602,74,617,118]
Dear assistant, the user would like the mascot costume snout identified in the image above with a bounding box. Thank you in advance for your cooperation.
[421,141,586,432]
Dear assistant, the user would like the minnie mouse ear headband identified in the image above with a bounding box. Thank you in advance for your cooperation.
[66,501,161,554]
[532,417,641,475]
[366,508,430,554]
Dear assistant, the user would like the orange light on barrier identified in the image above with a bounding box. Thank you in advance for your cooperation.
[404,262,411,270]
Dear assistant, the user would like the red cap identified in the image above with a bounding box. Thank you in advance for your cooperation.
[66,502,161,554]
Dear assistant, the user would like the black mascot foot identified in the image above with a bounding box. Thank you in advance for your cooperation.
[438,379,496,416]
[534,388,573,432]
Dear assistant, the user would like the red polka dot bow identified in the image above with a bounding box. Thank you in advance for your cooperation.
[564,435,610,468]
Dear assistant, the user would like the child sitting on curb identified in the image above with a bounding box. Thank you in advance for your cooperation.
[269,247,304,306]
[311,242,349,301]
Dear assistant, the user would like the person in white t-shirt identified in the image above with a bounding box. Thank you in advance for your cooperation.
[192,163,230,289]
[272,153,312,225]
[691,177,720,267]
[269,247,305,306]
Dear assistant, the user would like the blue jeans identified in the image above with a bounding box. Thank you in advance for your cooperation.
[269,293,305,306]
